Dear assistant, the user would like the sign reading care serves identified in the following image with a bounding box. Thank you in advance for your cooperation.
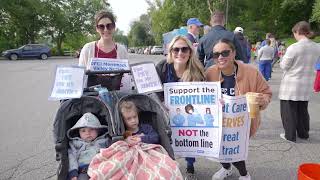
[49,66,85,100]
[89,58,130,71]
[131,62,163,94]
[217,94,250,163]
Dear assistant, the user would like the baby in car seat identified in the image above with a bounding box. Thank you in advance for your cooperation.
[67,112,110,180]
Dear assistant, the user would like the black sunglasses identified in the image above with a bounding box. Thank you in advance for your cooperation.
[96,23,115,31]
[212,50,231,59]
[171,47,190,54]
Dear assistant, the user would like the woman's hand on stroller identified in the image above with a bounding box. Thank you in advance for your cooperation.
[71,177,77,180]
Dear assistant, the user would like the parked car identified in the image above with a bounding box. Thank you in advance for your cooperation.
[151,46,164,55]
[2,44,51,60]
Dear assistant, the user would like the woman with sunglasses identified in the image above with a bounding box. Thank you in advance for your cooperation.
[156,35,205,180]
[206,38,272,180]
[79,10,128,89]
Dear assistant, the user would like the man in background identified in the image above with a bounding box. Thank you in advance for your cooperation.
[186,18,203,47]
[197,10,245,68]
[234,26,251,63]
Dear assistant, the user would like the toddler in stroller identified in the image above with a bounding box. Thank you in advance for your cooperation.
[67,112,110,180]
[119,100,160,145]
[53,95,117,180]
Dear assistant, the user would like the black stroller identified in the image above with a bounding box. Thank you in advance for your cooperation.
[53,70,174,179]
[53,94,121,180]
[53,70,126,180]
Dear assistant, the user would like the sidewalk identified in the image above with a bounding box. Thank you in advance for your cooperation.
[177,63,320,180]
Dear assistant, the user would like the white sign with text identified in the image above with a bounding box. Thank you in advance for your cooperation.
[49,66,85,100]
[131,63,163,93]
[89,58,130,71]
[164,82,222,158]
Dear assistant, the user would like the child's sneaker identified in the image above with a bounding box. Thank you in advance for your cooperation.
[212,167,232,180]
[239,173,251,180]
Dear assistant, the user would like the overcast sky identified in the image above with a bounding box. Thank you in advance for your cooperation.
[109,0,149,35]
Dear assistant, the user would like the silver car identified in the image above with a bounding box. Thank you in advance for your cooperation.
[151,46,164,55]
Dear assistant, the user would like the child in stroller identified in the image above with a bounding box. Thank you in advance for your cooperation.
[67,112,110,180]
[87,94,183,179]
[116,93,174,158]
[53,95,116,180]
[119,100,159,145]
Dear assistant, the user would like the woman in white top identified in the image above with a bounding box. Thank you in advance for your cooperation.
[79,10,128,90]
[279,21,320,142]
[257,39,274,81]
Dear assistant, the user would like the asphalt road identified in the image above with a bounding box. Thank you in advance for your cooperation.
[0,55,319,180]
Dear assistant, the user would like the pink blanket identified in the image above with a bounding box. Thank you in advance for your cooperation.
[88,141,183,180]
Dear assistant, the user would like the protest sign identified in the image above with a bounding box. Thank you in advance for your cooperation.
[164,82,222,158]
[87,58,135,91]
[131,62,162,93]
[89,58,130,71]
[215,94,251,163]
[49,66,85,100]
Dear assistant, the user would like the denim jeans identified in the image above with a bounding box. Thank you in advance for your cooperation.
[258,60,272,81]
[185,157,195,168]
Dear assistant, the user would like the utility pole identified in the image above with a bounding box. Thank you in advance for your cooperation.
[225,0,229,29]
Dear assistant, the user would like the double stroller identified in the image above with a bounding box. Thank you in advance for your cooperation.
[53,72,173,180]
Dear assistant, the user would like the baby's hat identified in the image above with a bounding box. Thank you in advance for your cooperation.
[67,112,108,138]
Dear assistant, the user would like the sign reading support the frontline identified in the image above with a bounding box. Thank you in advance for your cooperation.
[131,62,163,94]
[217,95,250,162]
[89,58,130,71]
[164,82,222,158]
[49,66,85,100]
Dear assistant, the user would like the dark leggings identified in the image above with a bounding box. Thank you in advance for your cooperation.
[221,160,247,176]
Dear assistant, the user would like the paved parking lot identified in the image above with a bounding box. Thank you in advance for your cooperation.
[0,55,319,180]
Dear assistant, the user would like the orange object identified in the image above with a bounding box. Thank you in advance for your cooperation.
[123,131,132,139]
[298,163,320,180]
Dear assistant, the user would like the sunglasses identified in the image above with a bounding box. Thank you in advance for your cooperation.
[171,47,190,54]
[212,50,231,59]
[96,23,115,31]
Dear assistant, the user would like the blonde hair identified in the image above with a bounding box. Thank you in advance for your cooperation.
[119,100,138,115]
[167,35,205,82]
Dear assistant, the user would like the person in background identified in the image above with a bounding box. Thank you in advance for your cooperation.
[234,27,251,63]
[257,39,275,81]
[253,41,261,62]
[314,59,320,92]
[186,18,203,48]
[277,42,286,61]
[197,10,245,68]
[279,21,320,142]
[203,25,211,35]
[156,35,205,180]
[206,38,272,180]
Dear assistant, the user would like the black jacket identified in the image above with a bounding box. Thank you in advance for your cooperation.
[197,25,246,65]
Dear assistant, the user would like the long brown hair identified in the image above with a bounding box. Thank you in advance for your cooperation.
[292,21,314,38]
[167,35,205,82]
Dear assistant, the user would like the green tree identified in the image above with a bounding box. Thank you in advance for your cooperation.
[113,29,129,47]
[128,14,155,47]
[0,0,45,46]
[42,0,107,55]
